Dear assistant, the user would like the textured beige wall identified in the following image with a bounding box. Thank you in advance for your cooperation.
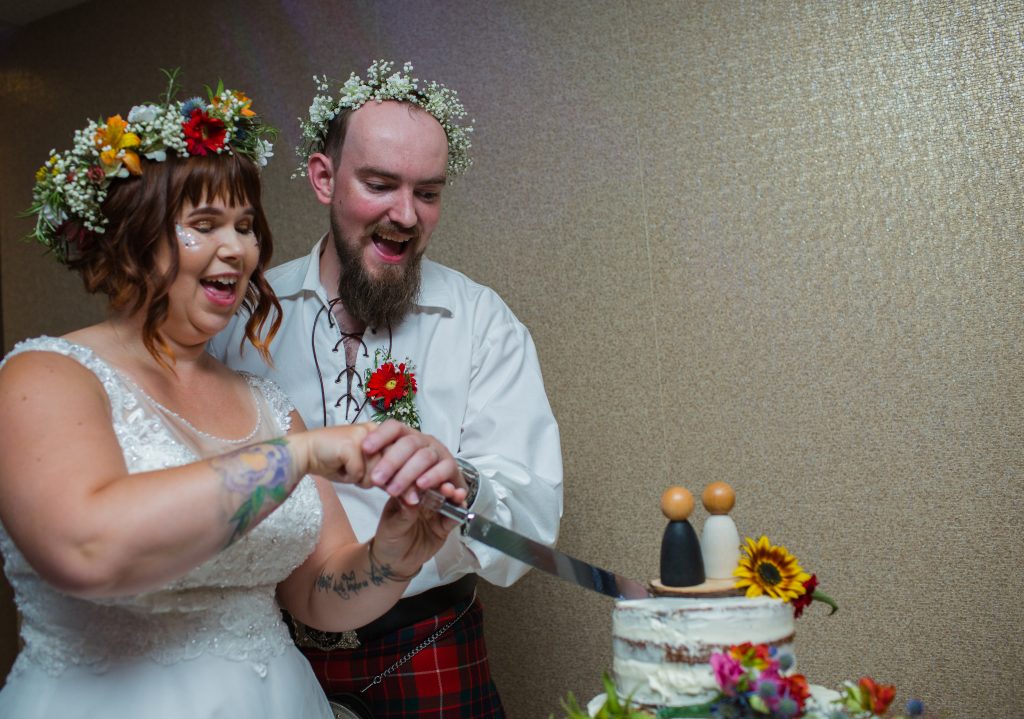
[1,1,1021,716]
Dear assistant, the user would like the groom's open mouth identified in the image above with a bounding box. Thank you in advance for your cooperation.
[371,231,414,262]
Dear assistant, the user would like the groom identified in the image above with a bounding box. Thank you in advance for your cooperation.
[210,60,563,718]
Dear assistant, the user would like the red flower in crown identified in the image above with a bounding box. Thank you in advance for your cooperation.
[366,361,414,410]
[183,108,226,155]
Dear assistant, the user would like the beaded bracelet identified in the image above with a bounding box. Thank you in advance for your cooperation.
[366,538,422,582]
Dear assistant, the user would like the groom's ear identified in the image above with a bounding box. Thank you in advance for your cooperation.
[307,153,336,206]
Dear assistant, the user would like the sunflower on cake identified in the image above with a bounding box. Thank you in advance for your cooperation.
[553,483,925,719]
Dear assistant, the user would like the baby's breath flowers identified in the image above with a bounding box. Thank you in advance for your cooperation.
[25,70,276,264]
[294,59,473,179]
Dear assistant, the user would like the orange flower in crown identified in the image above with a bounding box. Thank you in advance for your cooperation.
[93,115,141,175]
[213,90,256,117]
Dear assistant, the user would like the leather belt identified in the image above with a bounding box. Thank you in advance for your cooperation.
[292,574,478,651]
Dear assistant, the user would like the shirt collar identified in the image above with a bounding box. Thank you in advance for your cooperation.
[272,235,454,313]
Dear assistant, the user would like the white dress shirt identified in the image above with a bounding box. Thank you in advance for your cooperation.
[209,238,563,596]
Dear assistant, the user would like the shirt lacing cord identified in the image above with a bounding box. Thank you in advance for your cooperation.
[311,298,392,427]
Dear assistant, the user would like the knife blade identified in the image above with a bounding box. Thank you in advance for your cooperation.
[422,489,651,600]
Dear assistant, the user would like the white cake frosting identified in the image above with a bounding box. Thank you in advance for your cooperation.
[612,595,795,708]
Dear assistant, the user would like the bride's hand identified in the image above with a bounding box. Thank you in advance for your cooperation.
[295,423,376,487]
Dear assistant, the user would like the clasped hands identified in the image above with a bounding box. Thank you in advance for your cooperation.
[298,419,469,574]
[301,418,468,505]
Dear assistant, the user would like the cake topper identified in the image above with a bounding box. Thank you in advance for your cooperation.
[658,486,706,587]
[699,481,742,579]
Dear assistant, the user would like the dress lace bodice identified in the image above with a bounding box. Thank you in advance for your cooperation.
[0,337,323,679]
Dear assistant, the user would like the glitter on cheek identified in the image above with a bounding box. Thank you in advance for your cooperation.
[175,224,202,249]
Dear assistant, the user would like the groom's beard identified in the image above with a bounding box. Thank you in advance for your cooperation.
[330,221,423,331]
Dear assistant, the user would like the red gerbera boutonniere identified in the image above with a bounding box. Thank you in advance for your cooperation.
[364,348,420,429]
[183,108,227,155]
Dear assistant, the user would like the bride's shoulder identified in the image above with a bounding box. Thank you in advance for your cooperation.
[3,334,100,372]
[0,336,109,405]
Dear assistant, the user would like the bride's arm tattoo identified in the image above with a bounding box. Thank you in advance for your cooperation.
[210,438,293,546]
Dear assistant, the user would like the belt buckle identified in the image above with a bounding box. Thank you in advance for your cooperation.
[296,621,361,651]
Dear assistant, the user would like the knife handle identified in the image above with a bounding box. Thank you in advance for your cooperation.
[422,489,472,524]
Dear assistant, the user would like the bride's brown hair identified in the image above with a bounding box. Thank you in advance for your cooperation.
[68,152,281,366]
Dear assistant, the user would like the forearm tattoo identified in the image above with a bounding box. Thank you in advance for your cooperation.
[313,549,408,602]
[314,571,369,601]
[211,438,292,546]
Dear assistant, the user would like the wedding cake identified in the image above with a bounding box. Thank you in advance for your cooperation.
[597,483,820,715]
[579,485,912,719]
[612,594,795,709]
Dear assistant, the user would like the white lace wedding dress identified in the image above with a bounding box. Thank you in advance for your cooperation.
[0,337,333,718]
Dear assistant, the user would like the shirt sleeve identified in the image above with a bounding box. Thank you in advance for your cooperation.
[432,314,564,588]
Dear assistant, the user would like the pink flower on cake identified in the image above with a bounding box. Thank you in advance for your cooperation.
[710,652,745,695]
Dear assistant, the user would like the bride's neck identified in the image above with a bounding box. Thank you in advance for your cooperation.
[100,314,210,378]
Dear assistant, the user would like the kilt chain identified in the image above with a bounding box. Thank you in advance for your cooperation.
[360,591,477,693]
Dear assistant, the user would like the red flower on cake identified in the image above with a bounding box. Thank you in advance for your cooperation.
[784,673,811,713]
[366,361,414,409]
[858,677,897,715]
[183,109,227,155]
[791,574,817,618]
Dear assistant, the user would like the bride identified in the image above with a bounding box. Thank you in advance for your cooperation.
[0,75,465,718]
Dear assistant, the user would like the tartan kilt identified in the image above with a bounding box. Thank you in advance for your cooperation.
[302,595,505,719]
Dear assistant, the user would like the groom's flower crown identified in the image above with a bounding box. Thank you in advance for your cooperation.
[26,69,276,264]
[294,59,473,180]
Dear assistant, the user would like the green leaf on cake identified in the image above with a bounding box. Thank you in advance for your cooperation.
[552,673,656,719]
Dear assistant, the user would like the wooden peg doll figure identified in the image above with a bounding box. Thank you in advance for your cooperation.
[659,487,706,587]
[700,481,742,579]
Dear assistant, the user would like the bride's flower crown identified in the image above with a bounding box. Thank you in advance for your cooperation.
[26,69,277,264]
[294,59,473,179]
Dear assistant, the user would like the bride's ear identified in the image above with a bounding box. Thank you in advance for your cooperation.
[307,153,335,206]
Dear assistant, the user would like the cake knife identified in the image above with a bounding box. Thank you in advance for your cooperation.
[422,489,652,600]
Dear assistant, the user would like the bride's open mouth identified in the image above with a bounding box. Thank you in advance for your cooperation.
[200,275,239,306]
